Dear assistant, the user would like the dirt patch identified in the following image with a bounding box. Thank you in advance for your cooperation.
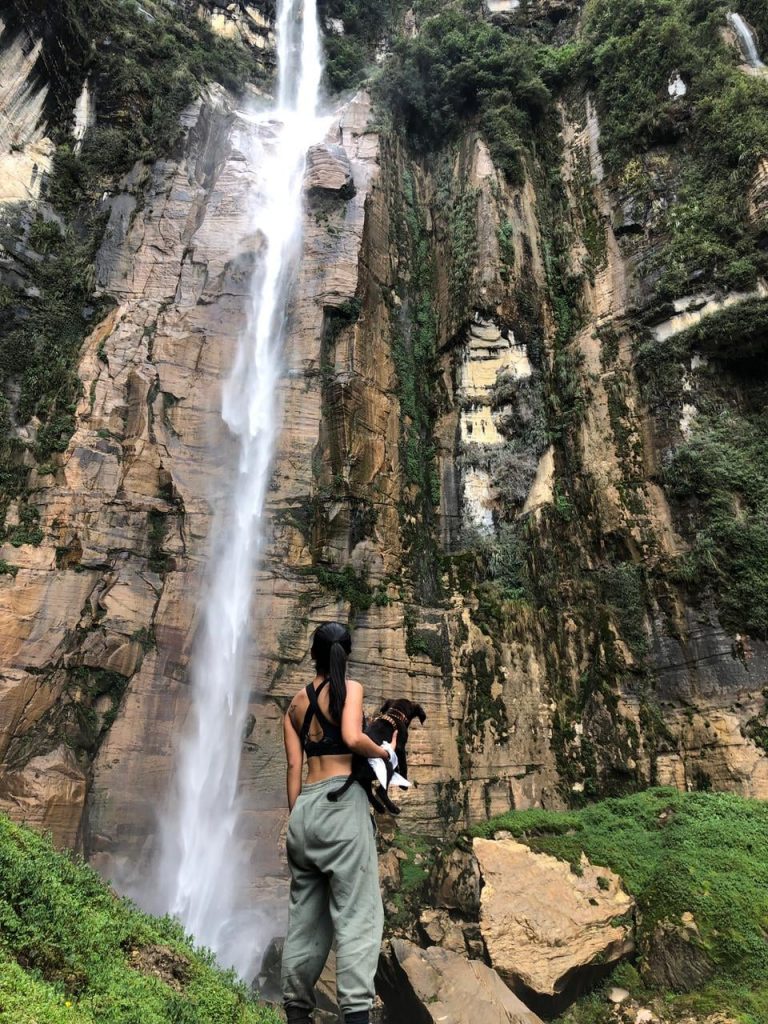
[127,944,191,992]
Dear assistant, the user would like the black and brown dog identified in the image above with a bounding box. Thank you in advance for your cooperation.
[327,698,426,814]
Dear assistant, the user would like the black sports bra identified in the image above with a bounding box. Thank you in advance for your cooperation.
[299,680,351,758]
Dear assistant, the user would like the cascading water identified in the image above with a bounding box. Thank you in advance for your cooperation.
[728,12,766,68]
[155,0,325,976]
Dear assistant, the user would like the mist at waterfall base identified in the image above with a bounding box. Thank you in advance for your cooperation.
[147,0,326,980]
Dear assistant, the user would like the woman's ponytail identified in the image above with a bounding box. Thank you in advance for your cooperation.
[328,640,348,723]
[310,621,352,723]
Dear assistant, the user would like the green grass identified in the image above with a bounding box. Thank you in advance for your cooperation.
[386,831,436,932]
[469,789,768,1022]
[0,815,280,1024]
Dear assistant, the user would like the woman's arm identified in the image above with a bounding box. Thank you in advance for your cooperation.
[342,681,396,758]
[283,702,304,811]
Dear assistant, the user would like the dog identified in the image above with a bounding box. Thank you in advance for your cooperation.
[327,699,426,814]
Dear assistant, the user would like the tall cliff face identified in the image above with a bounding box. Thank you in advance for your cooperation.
[0,0,767,909]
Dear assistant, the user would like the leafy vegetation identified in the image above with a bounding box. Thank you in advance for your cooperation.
[0,216,106,495]
[0,814,280,1024]
[581,0,768,298]
[470,789,768,1023]
[672,297,768,364]
[319,0,401,92]
[302,564,390,618]
[664,409,768,638]
[386,831,436,932]
[377,11,554,184]
[11,0,262,188]
[389,167,443,604]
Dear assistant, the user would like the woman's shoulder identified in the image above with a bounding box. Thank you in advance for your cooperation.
[346,678,363,691]
[287,686,309,714]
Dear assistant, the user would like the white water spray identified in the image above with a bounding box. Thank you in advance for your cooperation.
[728,12,766,68]
[155,0,325,975]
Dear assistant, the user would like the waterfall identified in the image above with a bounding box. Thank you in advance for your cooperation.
[154,0,324,976]
[72,80,95,154]
[728,12,766,68]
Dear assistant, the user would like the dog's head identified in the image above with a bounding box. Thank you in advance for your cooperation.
[378,699,426,780]
[380,699,427,727]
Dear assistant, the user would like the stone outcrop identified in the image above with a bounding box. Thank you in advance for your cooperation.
[304,143,355,198]
[0,17,54,204]
[431,846,481,917]
[473,838,634,997]
[193,1,275,55]
[379,940,545,1024]
[0,82,262,867]
[748,156,768,226]
[642,915,713,993]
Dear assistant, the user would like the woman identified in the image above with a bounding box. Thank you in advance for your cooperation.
[281,621,395,1024]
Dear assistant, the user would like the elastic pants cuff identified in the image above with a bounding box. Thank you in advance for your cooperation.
[344,1013,370,1024]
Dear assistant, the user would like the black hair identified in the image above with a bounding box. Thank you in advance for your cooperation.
[310,621,352,724]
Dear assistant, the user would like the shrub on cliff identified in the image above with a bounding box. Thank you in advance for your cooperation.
[0,814,280,1024]
[320,0,401,91]
[377,10,553,183]
[581,0,768,297]
[664,408,768,639]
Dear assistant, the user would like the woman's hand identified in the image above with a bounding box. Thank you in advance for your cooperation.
[342,683,398,760]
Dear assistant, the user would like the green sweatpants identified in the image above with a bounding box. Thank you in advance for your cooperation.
[281,776,383,1018]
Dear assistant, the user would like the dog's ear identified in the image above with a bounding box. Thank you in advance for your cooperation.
[380,699,394,713]
[411,703,427,724]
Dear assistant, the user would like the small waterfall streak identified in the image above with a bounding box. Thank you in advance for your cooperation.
[156,0,324,974]
[728,12,766,68]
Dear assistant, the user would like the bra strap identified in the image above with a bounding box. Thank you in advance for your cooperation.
[301,679,332,748]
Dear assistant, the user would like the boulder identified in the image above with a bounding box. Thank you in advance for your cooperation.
[418,909,467,954]
[432,846,481,917]
[304,143,355,199]
[0,745,87,848]
[379,940,544,1024]
[642,916,713,993]
[473,837,634,997]
[378,848,402,894]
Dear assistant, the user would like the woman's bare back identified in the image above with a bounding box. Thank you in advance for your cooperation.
[288,674,356,782]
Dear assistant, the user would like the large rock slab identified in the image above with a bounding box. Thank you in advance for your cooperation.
[0,745,87,848]
[379,940,544,1024]
[304,143,355,198]
[474,838,634,996]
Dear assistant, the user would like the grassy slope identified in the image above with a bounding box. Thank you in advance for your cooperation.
[470,789,768,1024]
[0,815,280,1024]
